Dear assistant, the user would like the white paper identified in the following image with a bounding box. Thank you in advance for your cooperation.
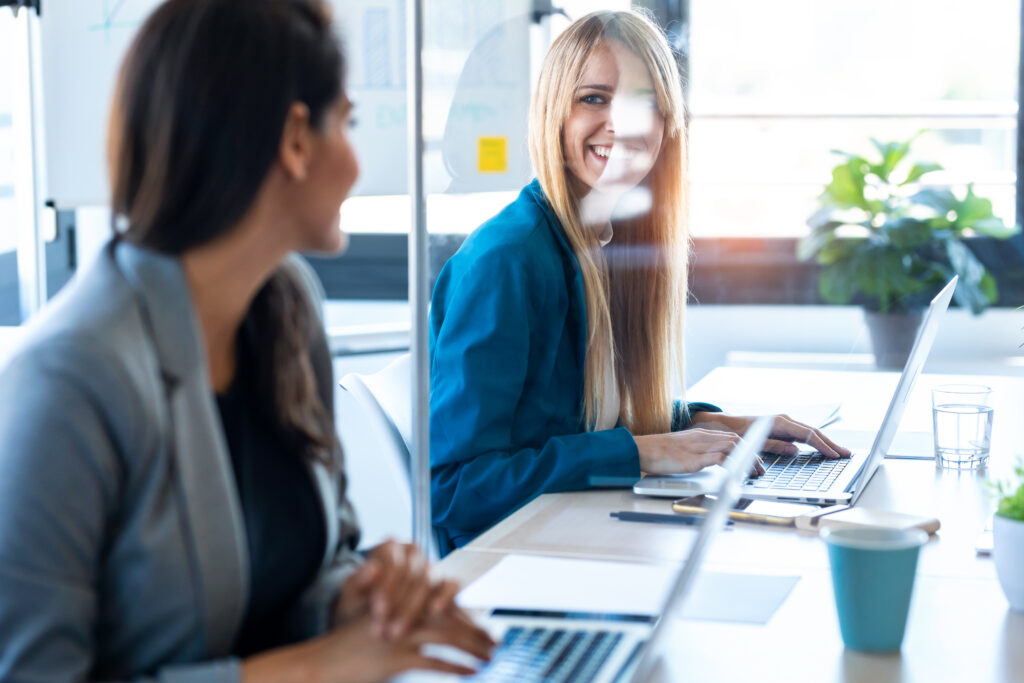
[458,554,799,625]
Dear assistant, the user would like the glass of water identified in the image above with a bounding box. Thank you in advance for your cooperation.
[931,384,993,469]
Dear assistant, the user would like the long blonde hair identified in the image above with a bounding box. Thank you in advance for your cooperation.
[528,10,688,435]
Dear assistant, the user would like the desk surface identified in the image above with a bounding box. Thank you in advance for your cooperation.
[435,368,1024,682]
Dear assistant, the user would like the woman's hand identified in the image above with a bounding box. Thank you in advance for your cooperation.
[241,612,496,683]
[690,412,852,459]
[634,428,766,475]
[335,540,462,639]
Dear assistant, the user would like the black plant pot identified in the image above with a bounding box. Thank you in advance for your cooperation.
[863,309,924,370]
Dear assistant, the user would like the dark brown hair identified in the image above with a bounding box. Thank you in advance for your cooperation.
[108,0,345,464]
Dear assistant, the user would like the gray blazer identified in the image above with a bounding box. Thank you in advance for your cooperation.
[0,242,361,681]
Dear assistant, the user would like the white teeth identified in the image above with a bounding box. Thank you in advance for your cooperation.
[591,145,637,160]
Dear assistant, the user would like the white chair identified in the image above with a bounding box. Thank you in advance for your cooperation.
[339,354,415,542]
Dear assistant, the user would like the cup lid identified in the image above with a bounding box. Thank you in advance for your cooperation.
[820,526,929,551]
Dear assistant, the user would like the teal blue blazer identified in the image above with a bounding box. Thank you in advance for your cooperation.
[429,180,719,552]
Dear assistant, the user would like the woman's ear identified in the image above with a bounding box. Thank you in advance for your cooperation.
[279,102,314,181]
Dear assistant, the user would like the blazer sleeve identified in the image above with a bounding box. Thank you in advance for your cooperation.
[671,400,723,432]
[430,250,641,540]
[0,341,243,683]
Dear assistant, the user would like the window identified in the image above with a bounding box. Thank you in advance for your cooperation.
[320,1,1024,305]
[0,12,20,324]
[687,0,1019,239]
[673,0,1024,305]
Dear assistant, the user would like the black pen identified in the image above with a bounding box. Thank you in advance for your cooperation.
[610,511,732,526]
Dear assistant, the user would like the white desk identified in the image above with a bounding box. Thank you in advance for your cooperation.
[435,367,1024,682]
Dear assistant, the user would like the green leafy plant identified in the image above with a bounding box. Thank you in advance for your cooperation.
[993,460,1024,522]
[798,134,1019,314]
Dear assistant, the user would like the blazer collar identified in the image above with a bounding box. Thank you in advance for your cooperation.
[113,241,204,384]
[524,178,580,266]
[113,240,249,655]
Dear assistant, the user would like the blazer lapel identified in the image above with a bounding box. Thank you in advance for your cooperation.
[526,180,590,381]
[114,242,248,656]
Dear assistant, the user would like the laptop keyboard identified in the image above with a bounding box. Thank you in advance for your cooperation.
[747,452,851,491]
[471,626,629,682]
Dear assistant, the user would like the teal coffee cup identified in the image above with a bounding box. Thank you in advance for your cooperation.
[821,526,929,652]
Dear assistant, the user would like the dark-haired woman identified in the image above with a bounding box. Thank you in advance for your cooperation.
[0,0,492,680]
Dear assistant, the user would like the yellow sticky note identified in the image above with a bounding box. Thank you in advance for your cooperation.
[478,137,507,173]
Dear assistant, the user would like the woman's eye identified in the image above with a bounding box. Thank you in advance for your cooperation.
[580,94,606,105]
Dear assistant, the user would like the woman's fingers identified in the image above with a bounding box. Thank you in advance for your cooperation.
[816,430,852,457]
[637,429,756,475]
[335,560,377,622]
[429,579,461,616]
[411,618,497,661]
[450,604,497,647]
[400,655,478,678]
[368,540,405,624]
[691,446,730,471]
[762,438,798,456]
[707,437,765,476]
[708,439,739,457]
[451,610,498,652]
[348,541,478,643]
[386,549,431,638]
[771,416,850,459]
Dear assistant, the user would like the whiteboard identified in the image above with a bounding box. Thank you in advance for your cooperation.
[39,0,533,207]
[40,0,154,207]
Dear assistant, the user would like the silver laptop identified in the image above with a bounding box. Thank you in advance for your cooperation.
[415,416,771,683]
[634,276,958,506]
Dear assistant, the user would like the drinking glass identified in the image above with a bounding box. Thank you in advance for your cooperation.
[931,384,992,469]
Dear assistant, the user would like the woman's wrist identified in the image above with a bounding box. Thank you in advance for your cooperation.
[241,644,317,683]
[689,411,747,432]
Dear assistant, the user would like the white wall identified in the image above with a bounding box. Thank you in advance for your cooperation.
[684,305,1024,384]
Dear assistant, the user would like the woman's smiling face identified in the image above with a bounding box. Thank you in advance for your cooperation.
[562,40,665,194]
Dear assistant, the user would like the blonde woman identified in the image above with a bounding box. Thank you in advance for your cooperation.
[429,10,848,552]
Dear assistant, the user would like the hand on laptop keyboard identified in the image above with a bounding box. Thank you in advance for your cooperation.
[635,428,767,476]
[688,413,852,461]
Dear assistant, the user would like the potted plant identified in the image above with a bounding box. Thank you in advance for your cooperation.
[798,134,1019,368]
[993,462,1024,612]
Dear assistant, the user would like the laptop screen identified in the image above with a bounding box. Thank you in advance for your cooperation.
[847,276,957,505]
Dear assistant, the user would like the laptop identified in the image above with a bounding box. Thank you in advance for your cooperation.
[408,416,771,683]
[633,276,958,506]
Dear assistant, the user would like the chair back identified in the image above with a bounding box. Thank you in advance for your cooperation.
[339,354,414,537]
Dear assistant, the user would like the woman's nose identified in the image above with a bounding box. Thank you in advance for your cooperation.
[611,97,656,137]
[602,111,616,134]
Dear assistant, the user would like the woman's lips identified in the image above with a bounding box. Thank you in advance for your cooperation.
[589,144,640,161]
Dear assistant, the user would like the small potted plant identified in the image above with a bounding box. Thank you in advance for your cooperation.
[993,462,1024,611]
[798,133,1019,368]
